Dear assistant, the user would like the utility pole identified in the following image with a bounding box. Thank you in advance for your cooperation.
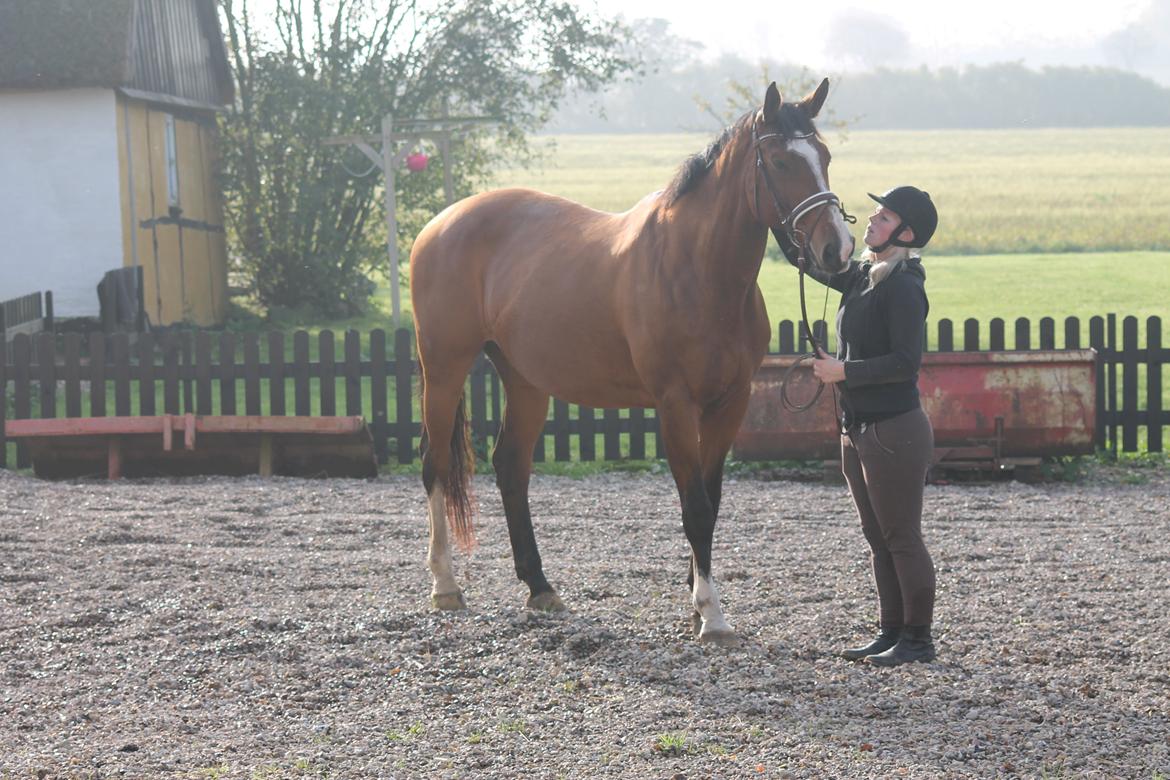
[323,112,497,328]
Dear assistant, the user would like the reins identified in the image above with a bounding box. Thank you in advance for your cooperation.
[751,125,856,413]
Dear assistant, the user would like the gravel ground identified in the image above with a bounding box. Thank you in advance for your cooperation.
[1,465,1169,779]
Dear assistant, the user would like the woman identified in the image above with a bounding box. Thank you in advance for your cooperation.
[805,185,939,667]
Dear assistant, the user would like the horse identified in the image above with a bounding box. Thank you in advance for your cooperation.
[409,79,855,644]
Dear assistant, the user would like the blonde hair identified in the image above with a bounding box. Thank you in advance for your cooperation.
[862,246,921,288]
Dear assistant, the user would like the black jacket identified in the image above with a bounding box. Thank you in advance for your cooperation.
[806,258,929,426]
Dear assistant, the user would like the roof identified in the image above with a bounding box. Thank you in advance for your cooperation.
[0,0,233,107]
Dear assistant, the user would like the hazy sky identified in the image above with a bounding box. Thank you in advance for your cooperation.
[582,0,1169,82]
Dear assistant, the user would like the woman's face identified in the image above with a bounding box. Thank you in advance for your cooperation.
[864,205,910,249]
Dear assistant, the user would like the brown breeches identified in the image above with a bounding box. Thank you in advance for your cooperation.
[841,406,936,627]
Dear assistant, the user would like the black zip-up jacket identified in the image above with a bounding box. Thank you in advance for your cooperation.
[804,258,929,426]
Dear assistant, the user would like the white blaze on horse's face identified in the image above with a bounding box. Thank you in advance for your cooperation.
[789,137,854,273]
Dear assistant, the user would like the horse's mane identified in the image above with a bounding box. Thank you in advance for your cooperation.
[663,103,820,206]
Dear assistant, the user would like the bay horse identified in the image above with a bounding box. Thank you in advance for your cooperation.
[409,79,854,643]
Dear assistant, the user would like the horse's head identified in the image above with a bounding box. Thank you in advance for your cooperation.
[748,79,854,274]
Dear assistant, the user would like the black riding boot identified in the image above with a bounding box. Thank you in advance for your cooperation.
[840,625,902,661]
[865,624,935,666]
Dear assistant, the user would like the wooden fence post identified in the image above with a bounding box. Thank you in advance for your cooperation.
[269,332,286,416]
[370,329,387,464]
[294,331,311,416]
[218,333,236,416]
[394,328,413,464]
[0,334,7,469]
[344,330,362,417]
[1148,317,1163,453]
[137,333,155,416]
[1122,316,1139,452]
[90,332,107,417]
[319,331,336,416]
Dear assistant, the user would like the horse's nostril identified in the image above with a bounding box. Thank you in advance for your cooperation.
[824,243,840,268]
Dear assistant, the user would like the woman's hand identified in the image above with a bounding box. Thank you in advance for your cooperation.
[812,355,846,384]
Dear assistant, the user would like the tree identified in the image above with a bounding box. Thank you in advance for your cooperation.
[693,65,856,140]
[219,0,637,317]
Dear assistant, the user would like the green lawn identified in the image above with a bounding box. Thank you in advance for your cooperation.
[759,250,1170,352]
[487,128,1170,256]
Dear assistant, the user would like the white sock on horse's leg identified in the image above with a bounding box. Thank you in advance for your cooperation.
[693,571,733,641]
[427,484,464,609]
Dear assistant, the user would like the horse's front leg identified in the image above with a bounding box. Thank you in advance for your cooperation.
[686,386,754,636]
[658,396,735,645]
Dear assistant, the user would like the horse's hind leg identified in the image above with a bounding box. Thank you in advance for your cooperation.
[485,344,564,612]
[419,351,479,611]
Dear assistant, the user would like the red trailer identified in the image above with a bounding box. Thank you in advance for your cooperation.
[734,349,1097,477]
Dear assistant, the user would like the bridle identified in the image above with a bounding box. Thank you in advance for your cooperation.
[751,123,857,412]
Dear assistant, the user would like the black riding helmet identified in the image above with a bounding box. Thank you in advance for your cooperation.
[866,186,938,250]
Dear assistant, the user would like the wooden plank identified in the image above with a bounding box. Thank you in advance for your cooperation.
[195,331,213,415]
[1089,316,1106,448]
[553,399,570,461]
[938,319,953,352]
[162,333,180,415]
[778,321,795,354]
[6,415,367,438]
[269,332,286,416]
[1148,317,1163,453]
[219,332,236,415]
[629,407,646,460]
[1040,317,1056,350]
[394,328,413,463]
[258,433,274,476]
[604,408,621,460]
[1015,318,1031,351]
[319,330,336,416]
[989,318,1005,352]
[578,405,595,461]
[108,436,122,479]
[112,333,132,416]
[963,318,979,352]
[1065,316,1080,349]
[1107,314,1118,457]
[137,333,155,416]
[195,415,367,434]
[370,329,387,464]
[244,332,261,415]
[181,332,193,413]
[1122,315,1139,452]
[37,332,56,419]
[63,333,82,418]
[345,330,363,417]
[90,333,107,417]
[0,335,6,469]
[470,355,488,458]
[11,336,30,469]
[294,330,311,416]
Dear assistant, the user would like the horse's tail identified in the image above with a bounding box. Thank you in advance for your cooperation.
[445,391,477,551]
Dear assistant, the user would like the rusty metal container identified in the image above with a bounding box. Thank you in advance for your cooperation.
[734,349,1098,461]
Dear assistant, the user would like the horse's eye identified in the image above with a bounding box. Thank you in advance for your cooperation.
[770,157,788,170]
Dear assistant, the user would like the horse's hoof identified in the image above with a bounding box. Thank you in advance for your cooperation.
[698,625,738,647]
[691,611,703,637]
[431,591,466,611]
[526,591,566,612]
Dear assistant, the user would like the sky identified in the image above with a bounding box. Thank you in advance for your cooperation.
[580,0,1170,83]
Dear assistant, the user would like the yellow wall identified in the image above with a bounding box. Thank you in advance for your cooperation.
[116,95,228,326]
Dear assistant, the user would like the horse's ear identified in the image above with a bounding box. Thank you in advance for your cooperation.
[800,78,830,119]
[763,81,783,124]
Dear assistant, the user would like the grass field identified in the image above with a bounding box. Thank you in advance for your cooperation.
[487,128,1170,256]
